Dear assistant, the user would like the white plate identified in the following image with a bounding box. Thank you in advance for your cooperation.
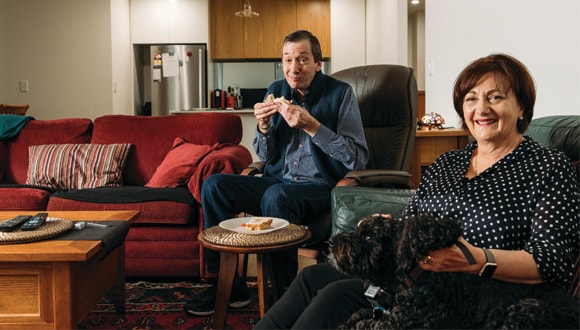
[219,217,289,234]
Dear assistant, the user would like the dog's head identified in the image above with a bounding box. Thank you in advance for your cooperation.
[328,215,401,287]
[328,213,463,287]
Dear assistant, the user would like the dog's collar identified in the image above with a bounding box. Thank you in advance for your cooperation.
[394,265,424,293]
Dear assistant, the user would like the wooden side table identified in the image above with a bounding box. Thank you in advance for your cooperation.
[198,224,311,329]
[411,128,471,188]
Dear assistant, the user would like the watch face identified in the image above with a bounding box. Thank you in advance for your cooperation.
[479,263,497,277]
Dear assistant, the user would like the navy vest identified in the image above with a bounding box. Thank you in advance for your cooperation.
[263,71,351,187]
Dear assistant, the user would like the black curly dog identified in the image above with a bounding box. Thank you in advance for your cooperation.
[328,213,579,329]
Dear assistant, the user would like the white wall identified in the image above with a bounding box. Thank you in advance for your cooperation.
[0,0,115,120]
[111,0,132,115]
[408,10,425,90]
[426,0,580,127]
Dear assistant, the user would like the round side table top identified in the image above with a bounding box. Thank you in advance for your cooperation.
[199,223,311,254]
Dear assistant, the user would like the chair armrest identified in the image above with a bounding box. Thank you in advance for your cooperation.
[241,161,265,176]
[337,169,412,188]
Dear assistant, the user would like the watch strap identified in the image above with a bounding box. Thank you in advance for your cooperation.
[482,248,495,263]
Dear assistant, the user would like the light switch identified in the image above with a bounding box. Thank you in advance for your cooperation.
[19,80,29,92]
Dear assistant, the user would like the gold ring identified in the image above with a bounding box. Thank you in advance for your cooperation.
[423,256,432,264]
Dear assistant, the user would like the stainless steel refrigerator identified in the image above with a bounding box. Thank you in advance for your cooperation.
[149,44,207,115]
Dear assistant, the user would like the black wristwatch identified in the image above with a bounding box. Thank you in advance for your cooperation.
[479,248,497,277]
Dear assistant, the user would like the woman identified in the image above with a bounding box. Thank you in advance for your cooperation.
[254,53,579,329]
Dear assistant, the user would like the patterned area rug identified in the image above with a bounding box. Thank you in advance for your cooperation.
[78,279,260,330]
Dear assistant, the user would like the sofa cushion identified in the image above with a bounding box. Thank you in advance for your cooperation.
[25,143,132,191]
[3,118,92,184]
[0,185,53,210]
[0,141,5,182]
[146,138,218,188]
[91,114,243,186]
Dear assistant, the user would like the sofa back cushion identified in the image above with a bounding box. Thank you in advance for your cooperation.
[525,115,579,163]
[3,118,93,184]
[91,114,243,186]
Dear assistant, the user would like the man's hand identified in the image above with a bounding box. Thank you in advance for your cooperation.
[276,101,320,136]
[254,99,278,131]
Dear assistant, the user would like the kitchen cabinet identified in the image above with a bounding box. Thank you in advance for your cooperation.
[210,0,330,60]
[296,0,330,56]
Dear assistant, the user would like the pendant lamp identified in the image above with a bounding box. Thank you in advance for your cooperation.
[235,0,260,18]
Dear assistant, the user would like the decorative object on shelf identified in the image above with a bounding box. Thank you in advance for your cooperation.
[418,112,445,130]
[235,0,260,18]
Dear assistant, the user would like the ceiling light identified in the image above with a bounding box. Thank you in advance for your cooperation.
[411,0,420,4]
[235,0,260,18]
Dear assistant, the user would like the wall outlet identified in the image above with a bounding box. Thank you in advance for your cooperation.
[19,80,29,92]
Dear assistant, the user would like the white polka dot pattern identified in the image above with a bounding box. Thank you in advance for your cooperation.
[404,137,579,287]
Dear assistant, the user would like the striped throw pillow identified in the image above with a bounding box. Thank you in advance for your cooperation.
[26,143,132,190]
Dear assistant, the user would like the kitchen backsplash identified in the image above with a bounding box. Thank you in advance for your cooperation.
[213,61,331,93]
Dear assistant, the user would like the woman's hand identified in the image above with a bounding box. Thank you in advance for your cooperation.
[418,237,482,273]
[418,237,544,284]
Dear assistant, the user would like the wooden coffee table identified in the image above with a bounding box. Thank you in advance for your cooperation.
[0,210,138,330]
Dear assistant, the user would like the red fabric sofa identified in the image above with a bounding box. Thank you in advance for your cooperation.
[0,114,252,278]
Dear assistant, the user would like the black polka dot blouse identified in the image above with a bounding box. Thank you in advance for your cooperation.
[404,136,579,287]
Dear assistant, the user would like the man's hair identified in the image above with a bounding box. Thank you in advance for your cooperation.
[283,30,323,63]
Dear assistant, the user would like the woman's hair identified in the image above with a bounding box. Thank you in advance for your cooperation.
[283,30,323,63]
[452,53,536,132]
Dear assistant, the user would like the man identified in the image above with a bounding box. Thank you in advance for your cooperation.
[184,30,368,316]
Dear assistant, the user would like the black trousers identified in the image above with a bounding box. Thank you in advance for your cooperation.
[254,263,369,329]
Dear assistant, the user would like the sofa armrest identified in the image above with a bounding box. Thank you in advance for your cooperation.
[331,186,414,236]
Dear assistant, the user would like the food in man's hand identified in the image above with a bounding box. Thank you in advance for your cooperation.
[242,217,273,231]
[265,94,292,104]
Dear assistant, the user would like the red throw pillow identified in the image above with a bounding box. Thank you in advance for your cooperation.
[146,137,217,188]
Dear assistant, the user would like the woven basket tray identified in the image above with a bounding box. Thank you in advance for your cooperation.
[202,223,307,247]
[0,217,74,244]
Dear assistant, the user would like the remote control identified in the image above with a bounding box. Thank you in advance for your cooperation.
[0,215,32,232]
[20,213,48,231]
